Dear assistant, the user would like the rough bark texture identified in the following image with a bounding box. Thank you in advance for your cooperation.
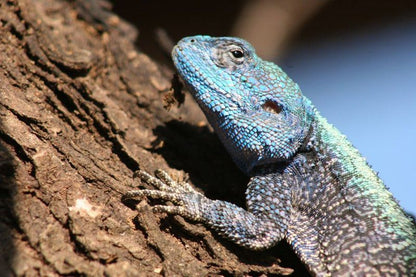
[0,0,309,275]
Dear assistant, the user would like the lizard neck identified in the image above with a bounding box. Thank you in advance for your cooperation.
[307,112,411,230]
[310,113,381,186]
[290,112,416,274]
[309,113,385,194]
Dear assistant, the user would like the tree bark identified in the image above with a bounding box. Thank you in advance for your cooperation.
[0,0,309,275]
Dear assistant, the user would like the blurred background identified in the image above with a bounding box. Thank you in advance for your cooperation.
[112,0,416,215]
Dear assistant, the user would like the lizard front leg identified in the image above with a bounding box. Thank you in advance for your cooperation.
[124,169,288,250]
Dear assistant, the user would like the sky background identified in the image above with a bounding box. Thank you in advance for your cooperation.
[282,19,416,215]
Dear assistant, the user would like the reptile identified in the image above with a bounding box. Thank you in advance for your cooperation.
[124,36,416,276]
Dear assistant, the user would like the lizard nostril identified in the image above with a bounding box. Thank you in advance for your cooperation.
[262,100,282,114]
[190,39,195,43]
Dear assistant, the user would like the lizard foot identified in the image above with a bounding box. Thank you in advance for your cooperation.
[124,169,205,221]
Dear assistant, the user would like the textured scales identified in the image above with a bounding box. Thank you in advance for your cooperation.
[125,36,416,276]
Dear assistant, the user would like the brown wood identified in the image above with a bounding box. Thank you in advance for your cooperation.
[0,0,308,275]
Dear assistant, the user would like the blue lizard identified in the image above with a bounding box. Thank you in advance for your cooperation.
[125,36,416,276]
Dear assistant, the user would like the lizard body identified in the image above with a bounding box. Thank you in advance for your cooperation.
[126,36,416,276]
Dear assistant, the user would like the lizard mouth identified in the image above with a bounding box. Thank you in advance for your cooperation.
[172,46,196,83]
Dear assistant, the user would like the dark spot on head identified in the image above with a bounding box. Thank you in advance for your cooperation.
[262,100,282,114]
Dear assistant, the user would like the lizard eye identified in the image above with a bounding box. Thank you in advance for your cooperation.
[212,43,247,67]
[231,50,244,58]
[228,47,245,64]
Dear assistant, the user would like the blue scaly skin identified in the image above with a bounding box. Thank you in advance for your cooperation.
[125,36,416,276]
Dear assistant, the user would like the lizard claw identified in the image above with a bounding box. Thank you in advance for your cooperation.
[124,169,204,219]
[134,169,173,191]
[134,169,201,194]
[155,169,201,194]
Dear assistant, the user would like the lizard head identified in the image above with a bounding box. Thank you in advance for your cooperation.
[172,35,315,174]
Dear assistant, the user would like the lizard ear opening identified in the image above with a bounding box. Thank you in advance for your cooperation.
[262,100,282,115]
